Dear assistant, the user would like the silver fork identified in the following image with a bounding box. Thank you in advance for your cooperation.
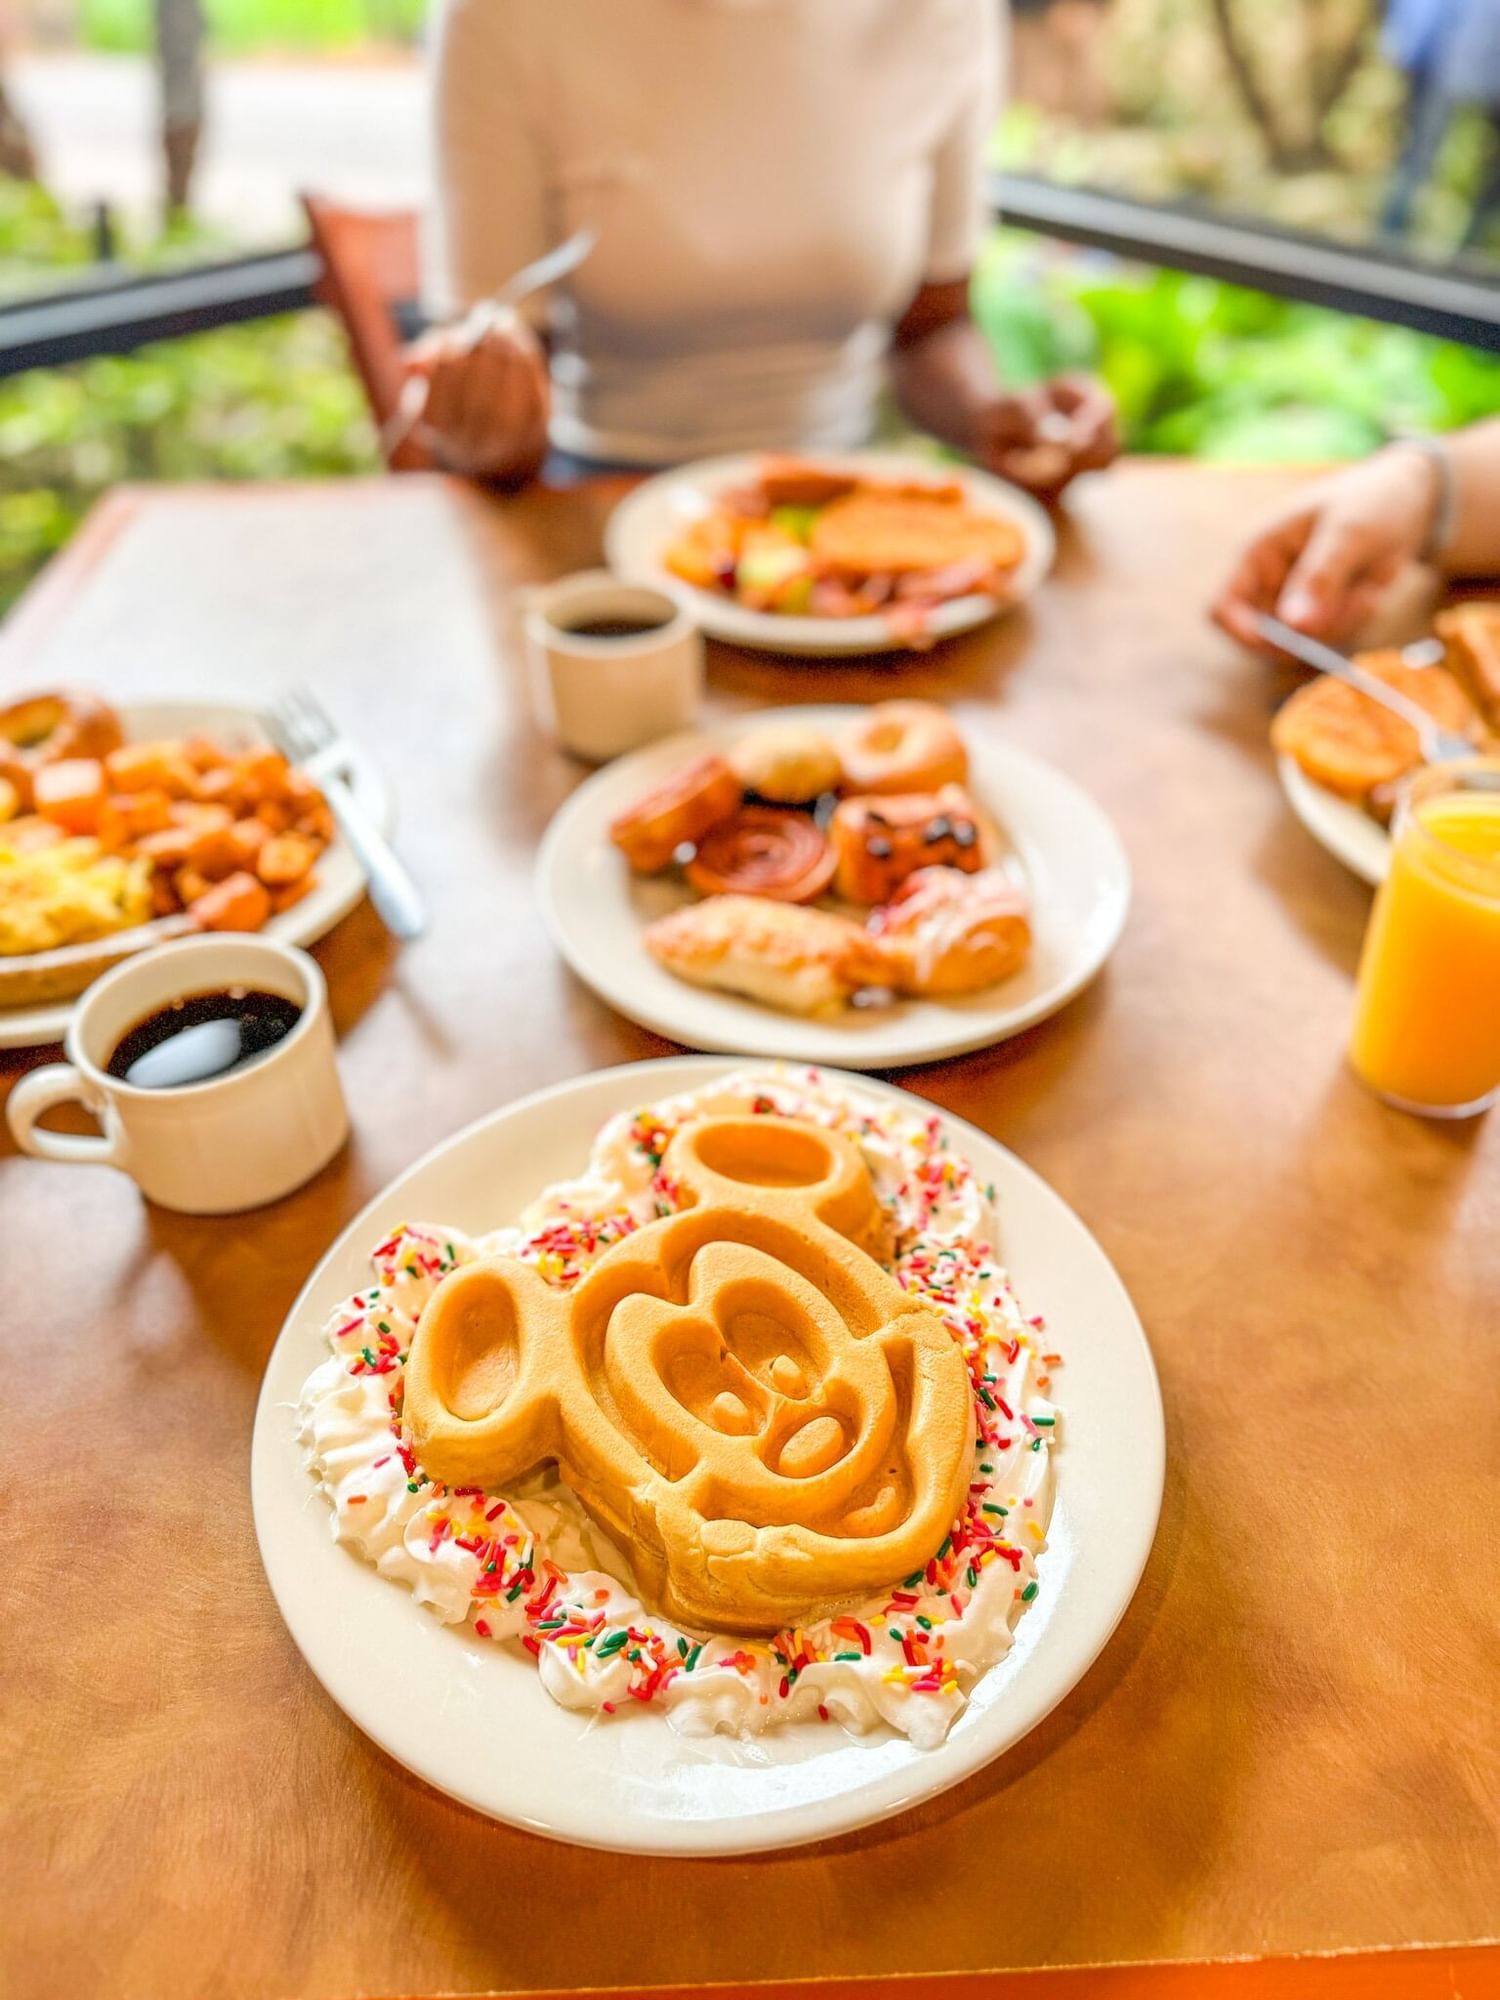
[380,224,599,461]
[265,687,427,941]
[1256,612,1475,763]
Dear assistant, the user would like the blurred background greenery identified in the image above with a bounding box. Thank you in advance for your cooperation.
[2,0,1498,611]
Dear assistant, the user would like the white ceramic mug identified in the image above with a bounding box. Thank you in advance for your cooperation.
[6,934,349,1214]
[525,569,702,762]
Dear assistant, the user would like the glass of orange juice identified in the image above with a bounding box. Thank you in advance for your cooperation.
[1349,756,1500,1117]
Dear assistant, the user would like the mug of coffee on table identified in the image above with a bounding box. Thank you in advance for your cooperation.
[6,933,348,1213]
[526,569,702,762]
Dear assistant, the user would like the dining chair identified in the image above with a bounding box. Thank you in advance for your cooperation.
[301,193,434,472]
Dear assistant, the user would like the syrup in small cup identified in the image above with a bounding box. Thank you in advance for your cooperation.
[525,570,703,763]
[6,933,349,1211]
[1349,757,1500,1118]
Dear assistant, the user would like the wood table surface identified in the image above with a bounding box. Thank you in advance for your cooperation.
[2,466,1496,2000]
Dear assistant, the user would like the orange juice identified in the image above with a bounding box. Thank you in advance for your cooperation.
[1350,759,1500,1116]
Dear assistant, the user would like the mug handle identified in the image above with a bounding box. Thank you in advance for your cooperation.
[6,1063,121,1167]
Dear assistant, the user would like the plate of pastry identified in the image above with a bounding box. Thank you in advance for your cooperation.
[536,702,1130,1069]
[253,1055,1164,1854]
[605,451,1055,656]
[0,688,391,1048]
[1272,605,1500,885]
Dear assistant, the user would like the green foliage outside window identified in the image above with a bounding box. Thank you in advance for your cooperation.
[3,175,1499,613]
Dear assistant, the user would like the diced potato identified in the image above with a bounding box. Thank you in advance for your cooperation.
[111,788,173,840]
[105,742,198,798]
[34,759,107,836]
[182,735,230,773]
[227,816,270,868]
[255,832,317,888]
[173,864,212,907]
[234,749,292,803]
[136,826,195,868]
[167,801,234,835]
[186,824,243,881]
[188,869,272,933]
[191,765,243,808]
[255,798,293,833]
[295,800,334,844]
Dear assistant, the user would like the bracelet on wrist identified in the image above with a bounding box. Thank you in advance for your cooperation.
[1390,434,1458,562]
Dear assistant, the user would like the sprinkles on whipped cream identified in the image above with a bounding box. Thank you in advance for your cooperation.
[298,1068,1060,1748]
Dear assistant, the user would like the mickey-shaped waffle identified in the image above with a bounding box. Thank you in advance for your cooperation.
[404,1115,974,1634]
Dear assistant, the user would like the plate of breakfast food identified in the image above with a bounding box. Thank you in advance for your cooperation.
[0,689,391,1048]
[535,701,1130,1069]
[1272,604,1500,885]
[605,452,1055,655]
[252,1055,1164,1854]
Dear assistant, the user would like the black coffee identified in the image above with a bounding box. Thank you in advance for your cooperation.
[107,988,303,1090]
[562,615,672,640]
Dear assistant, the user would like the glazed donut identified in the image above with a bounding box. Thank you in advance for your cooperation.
[835,701,968,796]
[831,786,993,906]
[729,724,842,805]
[686,806,836,904]
[869,866,1031,996]
[0,689,124,809]
[610,754,743,874]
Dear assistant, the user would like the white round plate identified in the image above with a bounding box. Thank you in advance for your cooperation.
[604,451,1055,656]
[0,699,392,1049]
[536,706,1130,1069]
[1277,754,1388,887]
[252,1055,1164,1856]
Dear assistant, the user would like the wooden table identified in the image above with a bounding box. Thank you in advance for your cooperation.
[3,468,1496,2000]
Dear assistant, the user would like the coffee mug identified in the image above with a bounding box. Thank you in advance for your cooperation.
[6,934,349,1214]
[525,569,702,762]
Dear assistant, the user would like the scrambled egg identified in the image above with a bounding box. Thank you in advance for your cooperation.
[0,835,153,956]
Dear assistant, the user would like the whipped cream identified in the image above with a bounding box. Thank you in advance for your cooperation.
[298,1067,1060,1748]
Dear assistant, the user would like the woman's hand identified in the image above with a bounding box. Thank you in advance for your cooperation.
[400,314,551,484]
[1211,445,1441,650]
[975,375,1120,500]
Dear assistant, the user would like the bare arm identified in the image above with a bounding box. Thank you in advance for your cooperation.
[889,280,1119,500]
[1213,419,1500,648]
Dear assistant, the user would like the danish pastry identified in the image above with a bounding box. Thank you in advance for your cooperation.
[685,806,836,903]
[644,894,892,1014]
[609,754,743,874]
[870,866,1031,996]
[1436,603,1500,731]
[830,785,993,905]
[1270,654,1475,800]
[0,690,124,810]
[835,700,968,796]
[729,723,842,804]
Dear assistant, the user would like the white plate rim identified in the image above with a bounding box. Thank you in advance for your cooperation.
[0,697,393,1048]
[535,705,1131,1069]
[251,1053,1165,1857]
[1276,754,1389,887]
[604,451,1056,657]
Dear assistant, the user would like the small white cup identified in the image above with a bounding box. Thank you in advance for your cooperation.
[6,934,349,1214]
[525,569,702,763]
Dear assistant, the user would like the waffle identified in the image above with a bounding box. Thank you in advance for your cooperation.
[404,1115,974,1634]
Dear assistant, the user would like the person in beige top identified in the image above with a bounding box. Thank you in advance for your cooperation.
[408,0,1118,493]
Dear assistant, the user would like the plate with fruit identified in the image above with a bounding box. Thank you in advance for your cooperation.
[605,452,1055,656]
[0,691,391,1048]
[536,701,1129,1069]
